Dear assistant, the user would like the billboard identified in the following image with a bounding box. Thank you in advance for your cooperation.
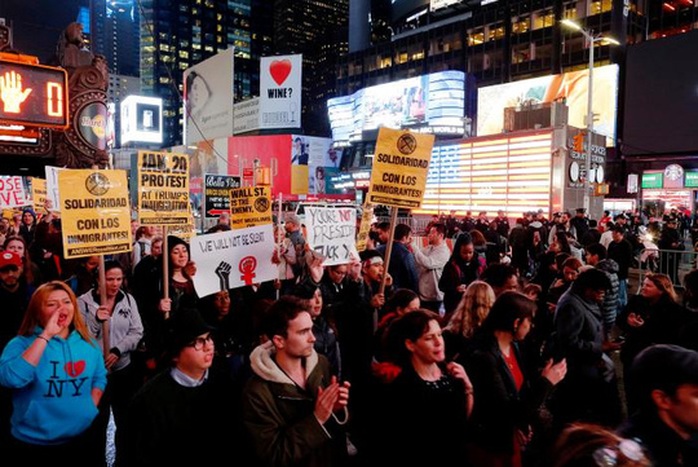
[259,54,302,130]
[233,97,260,134]
[120,95,162,144]
[623,30,698,155]
[183,47,235,145]
[392,0,430,22]
[477,64,619,141]
[327,70,467,145]
[227,134,344,199]
[415,130,554,220]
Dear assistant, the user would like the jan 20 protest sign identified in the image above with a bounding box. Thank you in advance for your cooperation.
[137,151,190,226]
[190,224,276,297]
[31,178,47,213]
[58,170,132,259]
[0,176,30,209]
[304,205,359,266]
[204,173,241,219]
[367,128,435,209]
[229,185,272,229]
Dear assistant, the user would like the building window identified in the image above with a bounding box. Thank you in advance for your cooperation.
[469,28,485,45]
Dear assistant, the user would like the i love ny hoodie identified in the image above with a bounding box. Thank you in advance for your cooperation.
[0,326,107,445]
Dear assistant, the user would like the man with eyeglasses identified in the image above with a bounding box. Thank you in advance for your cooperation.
[121,310,239,466]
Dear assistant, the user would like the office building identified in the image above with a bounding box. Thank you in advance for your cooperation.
[139,0,273,147]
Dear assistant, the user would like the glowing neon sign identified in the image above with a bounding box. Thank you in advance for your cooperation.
[0,60,68,129]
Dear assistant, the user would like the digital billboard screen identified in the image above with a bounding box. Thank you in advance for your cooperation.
[623,30,698,155]
[477,64,619,142]
[327,70,466,145]
[414,131,554,219]
[392,0,430,22]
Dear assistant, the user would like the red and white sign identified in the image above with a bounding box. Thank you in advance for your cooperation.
[0,176,30,209]
[259,54,302,130]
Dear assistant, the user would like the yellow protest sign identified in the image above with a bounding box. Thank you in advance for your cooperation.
[229,186,272,229]
[137,150,190,226]
[31,178,47,213]
[367,128,434,209]
[59,170,132,259]
[356,204,374,252]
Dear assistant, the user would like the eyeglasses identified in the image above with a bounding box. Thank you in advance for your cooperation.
[187,334,214,351]
[592,438,646,466]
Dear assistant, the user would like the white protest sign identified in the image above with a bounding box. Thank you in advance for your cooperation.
[0,176,30,209]
[304,206,358,266]
[45,166,62,212]
[190,223,276,298]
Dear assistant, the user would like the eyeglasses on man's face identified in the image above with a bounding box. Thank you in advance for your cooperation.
[187,333,214,351]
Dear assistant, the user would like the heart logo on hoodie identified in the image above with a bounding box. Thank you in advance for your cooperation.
[65,360,86,378]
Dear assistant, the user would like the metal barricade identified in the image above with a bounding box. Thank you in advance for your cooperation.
[636,247,698,290]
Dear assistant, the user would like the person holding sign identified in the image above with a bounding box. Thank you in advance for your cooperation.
[139,236,199,372]
[0,281,107,466]
[78,260,144,467]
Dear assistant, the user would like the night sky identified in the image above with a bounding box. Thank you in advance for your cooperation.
[0,0,86,64]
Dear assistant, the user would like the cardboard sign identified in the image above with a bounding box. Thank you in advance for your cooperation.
[356,204,374,252]
[229,185,272,229]
[304,206,358,266]
[0,176,30,209]
[368,128,434,208]
[190,224,277,297]
[137,151,190,226]
[204,173,241,218]
[58,170,132,259]
[45,166,62,213]
[31,178,47,214]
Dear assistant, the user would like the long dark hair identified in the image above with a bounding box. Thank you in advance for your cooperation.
[481,291,536,334]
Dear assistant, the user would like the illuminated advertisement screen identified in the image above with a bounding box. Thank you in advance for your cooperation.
[327,70,466,144]
[0,60,68,128]
[414,131,553,219]
[477,64,619,142]
[624,31,698,155]
[392,0,430,22]
[120,95,163,144]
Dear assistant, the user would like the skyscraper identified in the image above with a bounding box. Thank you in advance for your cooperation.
[90,0,141,77]
[139,0,273,147]
[273,0,349,137]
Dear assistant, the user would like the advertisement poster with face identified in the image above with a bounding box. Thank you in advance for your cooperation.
[183,48,235,145]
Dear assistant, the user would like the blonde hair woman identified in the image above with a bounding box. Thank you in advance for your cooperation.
[0,281,107,465]
[442,280,495,361]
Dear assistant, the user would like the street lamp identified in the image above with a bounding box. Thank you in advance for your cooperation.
[560,19,619,214]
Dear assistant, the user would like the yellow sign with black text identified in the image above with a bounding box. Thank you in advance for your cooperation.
[368,128,434,209]
[31,178,47,214]
[229,185,272,229]
[137,151,190,226]
[58,170,132,259]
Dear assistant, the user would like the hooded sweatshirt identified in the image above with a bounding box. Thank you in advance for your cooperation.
[0,327,107,445]
[242,341,347,467]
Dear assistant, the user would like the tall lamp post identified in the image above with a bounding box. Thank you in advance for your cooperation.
[560,19,619,213]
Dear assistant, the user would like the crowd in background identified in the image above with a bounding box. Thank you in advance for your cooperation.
[0,203,696,466]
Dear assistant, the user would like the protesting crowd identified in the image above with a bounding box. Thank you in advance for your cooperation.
[0,202,697,467]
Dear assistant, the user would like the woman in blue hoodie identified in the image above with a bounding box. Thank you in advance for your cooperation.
[0,281,107,466]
